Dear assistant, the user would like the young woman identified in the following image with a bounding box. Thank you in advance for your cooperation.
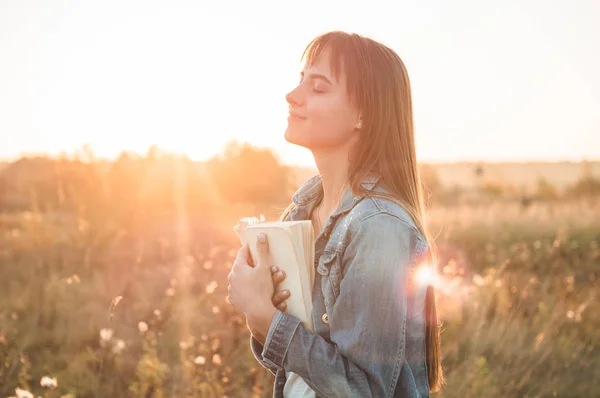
[227,30,443,397]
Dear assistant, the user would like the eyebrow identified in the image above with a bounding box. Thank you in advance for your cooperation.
[300,71,333,85]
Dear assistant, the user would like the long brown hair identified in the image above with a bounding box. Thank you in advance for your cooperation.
[298,31,444,391]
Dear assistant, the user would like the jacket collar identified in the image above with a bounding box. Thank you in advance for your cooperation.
[290,172,382,220]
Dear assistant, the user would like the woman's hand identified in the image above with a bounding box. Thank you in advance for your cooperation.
[227,233,278,343]
[271,266,290,312]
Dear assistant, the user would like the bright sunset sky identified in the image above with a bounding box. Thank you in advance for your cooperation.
[1,0,598,167]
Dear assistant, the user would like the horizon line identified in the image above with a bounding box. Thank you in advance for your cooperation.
[1,150,599,167]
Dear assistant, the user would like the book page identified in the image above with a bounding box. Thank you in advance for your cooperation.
[287,222,314,333]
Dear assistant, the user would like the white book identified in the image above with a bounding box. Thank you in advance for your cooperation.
[234,217,315,333]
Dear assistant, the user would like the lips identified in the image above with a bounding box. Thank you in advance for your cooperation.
[289,109,307,120]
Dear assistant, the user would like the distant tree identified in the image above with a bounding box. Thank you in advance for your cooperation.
[481,180,505,198]
[0,150,216,234]
[0,156,101,212]
[535,178,558,200]
[103,150,215,231]
[567,176,600,198]
[475,163,485,179]
[206,141,293,210]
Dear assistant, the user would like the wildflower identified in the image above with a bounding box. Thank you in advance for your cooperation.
[138,321,148,334]
[100,328,114,347]
[166,287,176,297]
[211,338,221,351]
[212,353,222,365]
[153,309,161,318]
[108,296,123,321]
[205,281,218,294]
[40,375,58,388]
[14,388,34,398]
[472,274,485,286]
[211,306,220,314]
[112,339,126,354]
[204,260,213,270]
[66,274,81,285]
[194,355,206,365]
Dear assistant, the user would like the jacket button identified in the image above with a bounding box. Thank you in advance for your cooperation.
[322,313,329,324]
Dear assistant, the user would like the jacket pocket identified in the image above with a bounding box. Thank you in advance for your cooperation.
[318,250,342,311]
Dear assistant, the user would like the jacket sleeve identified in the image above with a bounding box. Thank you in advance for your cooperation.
[249,334,278,376]
[257,213,427,397]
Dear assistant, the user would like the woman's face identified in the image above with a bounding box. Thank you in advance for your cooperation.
[284,48,361,151]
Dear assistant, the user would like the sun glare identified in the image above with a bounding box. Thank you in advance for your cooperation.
[415,263,437,286]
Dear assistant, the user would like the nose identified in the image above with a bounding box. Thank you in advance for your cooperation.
[286,84,304,108]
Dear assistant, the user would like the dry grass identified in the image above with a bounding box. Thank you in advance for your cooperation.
[0,199,598,397]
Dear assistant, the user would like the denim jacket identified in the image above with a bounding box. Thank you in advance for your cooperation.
[250,173,431,398]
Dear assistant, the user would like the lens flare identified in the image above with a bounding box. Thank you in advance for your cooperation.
[415,264,436,286]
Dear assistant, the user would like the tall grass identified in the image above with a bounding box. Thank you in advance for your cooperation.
[0,199,598,397]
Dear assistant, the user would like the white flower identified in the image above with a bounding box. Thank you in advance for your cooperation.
[40,376,58,388]
[205,281,218,294]
[194,355,206,365]
[138,321,148,333]
[472,274,485,287]
[112,339,126,354]
[15,388,34,398]
[212,353,222,365]
[99,328,114,347]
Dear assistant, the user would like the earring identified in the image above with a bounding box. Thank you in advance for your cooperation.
[356,121,363,129]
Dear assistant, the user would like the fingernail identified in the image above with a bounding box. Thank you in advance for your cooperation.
[271,266,278,272]
[258,233,266,243]
[283,290,290,296]
[276,271,283,278]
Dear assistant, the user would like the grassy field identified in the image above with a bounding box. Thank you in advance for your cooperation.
[0,199,598,397]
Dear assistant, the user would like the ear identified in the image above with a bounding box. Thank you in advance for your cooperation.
[356,117,363,129]
[355,109,363,129]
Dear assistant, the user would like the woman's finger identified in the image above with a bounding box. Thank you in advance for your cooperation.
[255,233,270,268]
[272,289,290,306]
[277,302,287,312]
[271,269,286,286]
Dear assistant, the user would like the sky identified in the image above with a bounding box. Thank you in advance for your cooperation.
[0,0,599,167]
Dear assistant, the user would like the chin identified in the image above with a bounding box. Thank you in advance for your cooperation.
[284,126,310,149]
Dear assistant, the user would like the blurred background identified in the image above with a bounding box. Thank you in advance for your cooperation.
[0,0,598,397]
